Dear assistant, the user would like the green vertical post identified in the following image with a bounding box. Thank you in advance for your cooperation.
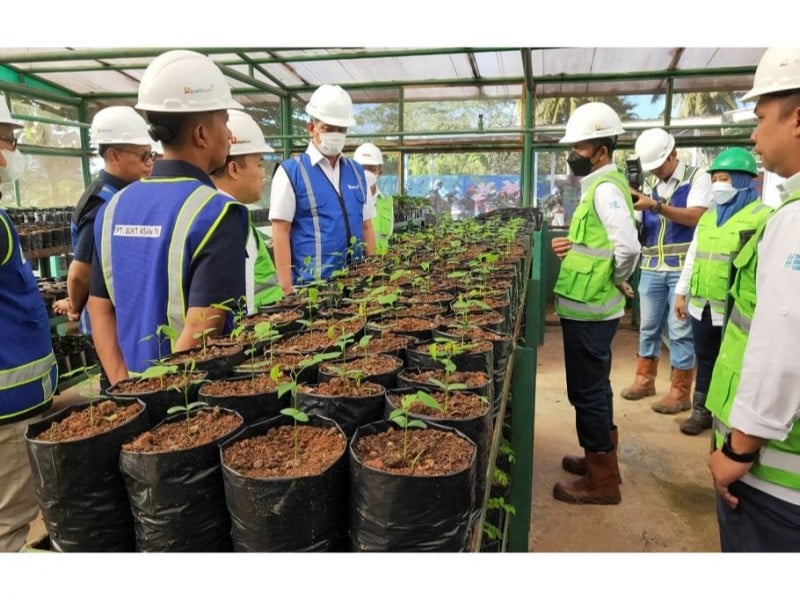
[521,87,534,208]
[280,95,292,159]
[78,100,91,187]
[534,221,548,346]
[508,321,537,549]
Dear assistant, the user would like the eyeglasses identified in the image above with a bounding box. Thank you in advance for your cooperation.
[117,148,158,163]
[0,135,18,151]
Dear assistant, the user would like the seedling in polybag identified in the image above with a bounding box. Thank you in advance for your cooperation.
[388,391,441,463]
[166,359,209,435]
[280,407,309,462]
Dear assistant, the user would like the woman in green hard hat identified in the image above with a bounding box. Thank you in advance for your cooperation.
[673,147,773,435]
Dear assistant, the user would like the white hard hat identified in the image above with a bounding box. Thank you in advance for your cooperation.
[559,102,625,144]
[136,50,242,113]
[353,142,383,166]
[0,94,23,129]
[306,84,355,127]
[227,110,274,156]
[742,47,800,101]
[90,106,152,146]
[635,128,676,171]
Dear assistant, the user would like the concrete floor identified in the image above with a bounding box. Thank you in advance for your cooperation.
[26,322,721,552]
[529,323,720,552]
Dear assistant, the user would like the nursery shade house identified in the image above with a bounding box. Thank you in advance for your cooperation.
[0,46,765,210]
[2,46,767,554]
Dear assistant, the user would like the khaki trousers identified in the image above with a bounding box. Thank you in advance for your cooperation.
[0,416,41,552]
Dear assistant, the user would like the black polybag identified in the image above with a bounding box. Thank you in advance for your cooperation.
[349,420,476,552]
[297,383,386,438]
[118,407,244,552]
[220,414,348,552]
[385,387,492,524]
[24,398,148,552]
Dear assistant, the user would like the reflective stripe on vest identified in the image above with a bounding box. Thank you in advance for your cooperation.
[714,420,800,475]
[571,243,614,259]
[295,160,324,281]
[556,292,625,316]
[728,303,751,334]
[641,242,690,257]
[165,186,221,339]
[100,189,125,305]
[0,351,57,391]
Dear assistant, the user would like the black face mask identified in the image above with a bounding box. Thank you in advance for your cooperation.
[567,150,596,177]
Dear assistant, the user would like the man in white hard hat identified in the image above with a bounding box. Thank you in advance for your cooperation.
[0,94,58,551]
[88,50,248,380]
[354,142,394,255]
[621,128,712,415]
[269,84,375,293]
[211,110,283,314]
[53,106,155,343]
[706,47,800,551]
[550,102,640,505]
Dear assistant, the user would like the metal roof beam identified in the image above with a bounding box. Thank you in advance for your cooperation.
[0,48,266,63]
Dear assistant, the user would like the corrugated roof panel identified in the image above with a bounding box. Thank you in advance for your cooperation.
[474,51,524,79]
[533,47,677,77]
[404,86,481,100]
[36,71,141,95]
[678,47,765,70]
[482,84,523,98]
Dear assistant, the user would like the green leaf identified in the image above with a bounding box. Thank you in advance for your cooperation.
[407,418,428,429]
[166,405,187,415]
[390,414,408,428]
[278,382,296,397]
[140,364,179,379]
[280,407,308,422]
[403,390,441,412]
[186,401,208,411]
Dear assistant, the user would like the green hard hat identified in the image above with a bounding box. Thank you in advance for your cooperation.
[708,148,758,177]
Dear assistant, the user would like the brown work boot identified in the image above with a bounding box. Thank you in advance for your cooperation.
[621,356,658,400]
[553,451,621,505]
[651,368,694,414]
[562,428,622,483]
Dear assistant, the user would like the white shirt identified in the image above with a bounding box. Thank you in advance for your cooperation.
[635,160,713,272]
[730,171,800,504]
[268,141,376,223]
[582,164,641,286]
[674,233,724,325]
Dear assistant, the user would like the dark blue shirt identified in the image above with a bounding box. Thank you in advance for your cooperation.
[72,170,129,263]
[89,159,246,308]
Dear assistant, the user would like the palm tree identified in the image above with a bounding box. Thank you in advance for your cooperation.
[535,96,636,126]
[672,92,738,118]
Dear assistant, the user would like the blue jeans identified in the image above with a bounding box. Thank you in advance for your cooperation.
[560,318,619,452]
[637,269,695,370]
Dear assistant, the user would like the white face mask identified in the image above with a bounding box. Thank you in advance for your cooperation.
[364,170,378,188]
[0,149,25,184]
[711,181,737,205]
[318,131,346,157]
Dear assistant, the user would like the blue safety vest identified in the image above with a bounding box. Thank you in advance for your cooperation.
[95,178,247,373]
[641,166,701,270]
[70,178,119,336]
[0,209,58,424]
[280,154,367,283]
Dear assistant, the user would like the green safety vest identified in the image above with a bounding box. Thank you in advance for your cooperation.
[374,193,393,255]
[251,224,283,309]
[688,200,773,319]
[553,170,635,321]
[707,191,800,490]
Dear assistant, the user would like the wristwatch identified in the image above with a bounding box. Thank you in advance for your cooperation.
[649,200,663,214]
[721,432,761,463]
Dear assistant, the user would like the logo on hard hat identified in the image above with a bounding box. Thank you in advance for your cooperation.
[230,136,251,145]
[183,84,214,95]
